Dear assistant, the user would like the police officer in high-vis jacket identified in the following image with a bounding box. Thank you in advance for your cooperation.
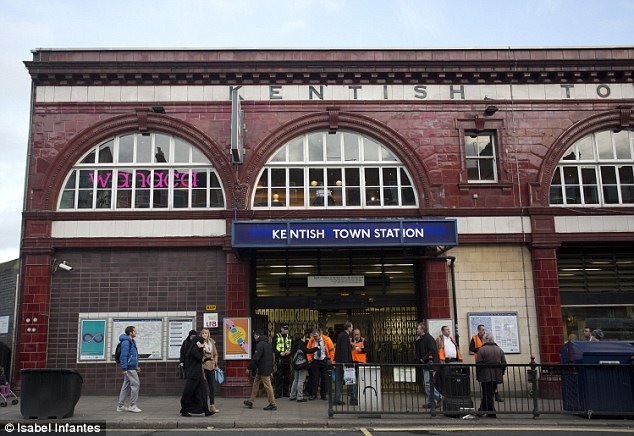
[274,324,292,398]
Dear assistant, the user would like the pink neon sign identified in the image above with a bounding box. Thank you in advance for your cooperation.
[88,171,200,189]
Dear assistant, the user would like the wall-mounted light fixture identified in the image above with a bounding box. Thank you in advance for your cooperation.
[484,105,498,116]
[150,105,165,114]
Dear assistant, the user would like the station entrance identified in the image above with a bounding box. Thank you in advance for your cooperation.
[249,247,429,364]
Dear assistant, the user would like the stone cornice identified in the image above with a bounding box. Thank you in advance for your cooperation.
[25,48,634,86]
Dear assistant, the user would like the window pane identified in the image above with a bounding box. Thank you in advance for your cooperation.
[581,167,597,184]
[466,160,479,180]
[381,145,397,162]
[401,187,416,205]
[153,170,169,208]
[343,133,360,161]
[307,132,323,161]
[596,131,613,159]
[550,185,564,204]
[59,190,75,209]
[583,186,599,204]
[622,186,634,203]
[345,187,361,206]
[551,167,562,184]
[565,186,581,204]
[383,168,398,185]
[80,147,96,164]
[619,166,634,184]
[600,166,617,184]
[326,133,341,161]
[118,134,134,163]
[64,170,77,189]
[174,138,189,163]
[603,186,619,204]
[563,167,579,184]
[135,170,151,208]
[400,169,412,186]
[137,135,152,163]
[364,138,380,161]
[98,140,114,163]
[77,190,93,209]
[209,189,224,207]
[479,159,495,181]
[271,147,286,162]
[287,137,303,162]
[576,136,594,160]
[96,190,111,209]
[271,168,286,187]
[365,168,380,186]
[614,131,632,159]
[79,170,94,189]
[155,133,171,161]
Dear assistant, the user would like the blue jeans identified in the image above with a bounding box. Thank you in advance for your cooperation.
[423,369,441,405]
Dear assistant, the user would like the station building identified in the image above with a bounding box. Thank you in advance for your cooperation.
[16,47,634,395]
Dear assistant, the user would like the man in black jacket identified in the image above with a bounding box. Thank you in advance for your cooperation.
[334,322,358,406]
[415,322,442,408]
[244,330,277,411]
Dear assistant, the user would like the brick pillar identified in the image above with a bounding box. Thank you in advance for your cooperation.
[224,252,251,396]
[531,246,564,363]
[16,254,52,382]
[425,259,450,319]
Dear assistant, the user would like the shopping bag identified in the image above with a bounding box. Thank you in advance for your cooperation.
[176,365,185,380]
[343,366,356,385]
[214,367,225,384]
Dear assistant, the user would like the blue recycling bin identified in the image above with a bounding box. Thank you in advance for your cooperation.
[559,341,634,415]
[20,369,83,419]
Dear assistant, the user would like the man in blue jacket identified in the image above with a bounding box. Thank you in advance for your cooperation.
[117,325,142,413]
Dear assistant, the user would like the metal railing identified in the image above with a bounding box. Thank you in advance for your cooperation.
[327,359,634,418]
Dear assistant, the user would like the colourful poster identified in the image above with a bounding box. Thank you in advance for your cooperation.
[79,319,106,360]
[223,317,251,360]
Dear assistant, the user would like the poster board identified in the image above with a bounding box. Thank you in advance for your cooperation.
[223,317,251,360]
[79,319,106,360]
[427,319,453,339]
[168,319,194,359]
[467,312,520,354]
[112,318,163,359]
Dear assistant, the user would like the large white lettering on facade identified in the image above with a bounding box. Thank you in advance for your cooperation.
[36,84,633,103]
[272,227,424,240]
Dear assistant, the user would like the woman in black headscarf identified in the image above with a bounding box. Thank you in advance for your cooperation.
[180,335,214,417]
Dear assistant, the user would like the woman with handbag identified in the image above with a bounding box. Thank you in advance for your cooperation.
[200,328,220,413]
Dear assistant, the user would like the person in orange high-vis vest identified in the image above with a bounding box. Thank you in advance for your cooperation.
[306,328,335,400]
[350,329,368,363]
[469,324,503,402]
[436,325,462,363]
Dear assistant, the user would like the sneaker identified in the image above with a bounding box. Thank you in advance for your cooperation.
[243,400,253,409]
[263,404,277,411]
[128,405,142,413]
[297,398,307,402]
[116,405,128,412]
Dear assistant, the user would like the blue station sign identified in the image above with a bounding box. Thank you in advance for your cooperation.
[232,219,458,248]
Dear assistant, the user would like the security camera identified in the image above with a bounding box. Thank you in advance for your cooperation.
[58,261,73,271]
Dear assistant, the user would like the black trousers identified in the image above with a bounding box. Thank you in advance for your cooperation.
[479,381,497,415]
[203,369,215,405]
[309,359,329,398]
[275,362,291,397]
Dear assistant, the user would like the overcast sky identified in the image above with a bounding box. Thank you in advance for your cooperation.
[0,0,632,263]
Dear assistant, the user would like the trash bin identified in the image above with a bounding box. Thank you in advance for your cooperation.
[357,365,381,412]
[559,341,634,415]
[442,364,474,416]
[20,369,83,419]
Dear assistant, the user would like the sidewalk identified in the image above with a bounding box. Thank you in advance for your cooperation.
[0,395,632,430]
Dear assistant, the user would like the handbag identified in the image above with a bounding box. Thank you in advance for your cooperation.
[176,364,185,380]
[214,367,225,384]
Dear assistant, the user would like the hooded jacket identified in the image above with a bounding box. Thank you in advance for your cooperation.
[248,334,274,376]
[118,333,139,371]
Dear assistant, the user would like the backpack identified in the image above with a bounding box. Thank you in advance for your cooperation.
[115,339,131,364]
[292,349,307,370]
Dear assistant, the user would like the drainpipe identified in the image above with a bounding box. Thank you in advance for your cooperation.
[447,256,459,346]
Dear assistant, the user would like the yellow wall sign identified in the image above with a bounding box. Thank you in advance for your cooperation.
[206,305,217,311]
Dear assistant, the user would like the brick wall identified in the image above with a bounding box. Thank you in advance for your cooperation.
[46,247,225,395]
[0,259,19,376]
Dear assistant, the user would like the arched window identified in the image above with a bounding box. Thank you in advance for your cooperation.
[58,132,225,210]
[550,129,634,206]
[253,130,417,208]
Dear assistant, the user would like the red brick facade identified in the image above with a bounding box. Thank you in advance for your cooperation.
[15,48,634,393]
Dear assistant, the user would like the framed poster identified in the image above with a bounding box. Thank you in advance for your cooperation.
[168,318,194,359]
[223,317,251,360]
[112,318,163,359]
[467,312,520,354]
[79,319,106,360]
